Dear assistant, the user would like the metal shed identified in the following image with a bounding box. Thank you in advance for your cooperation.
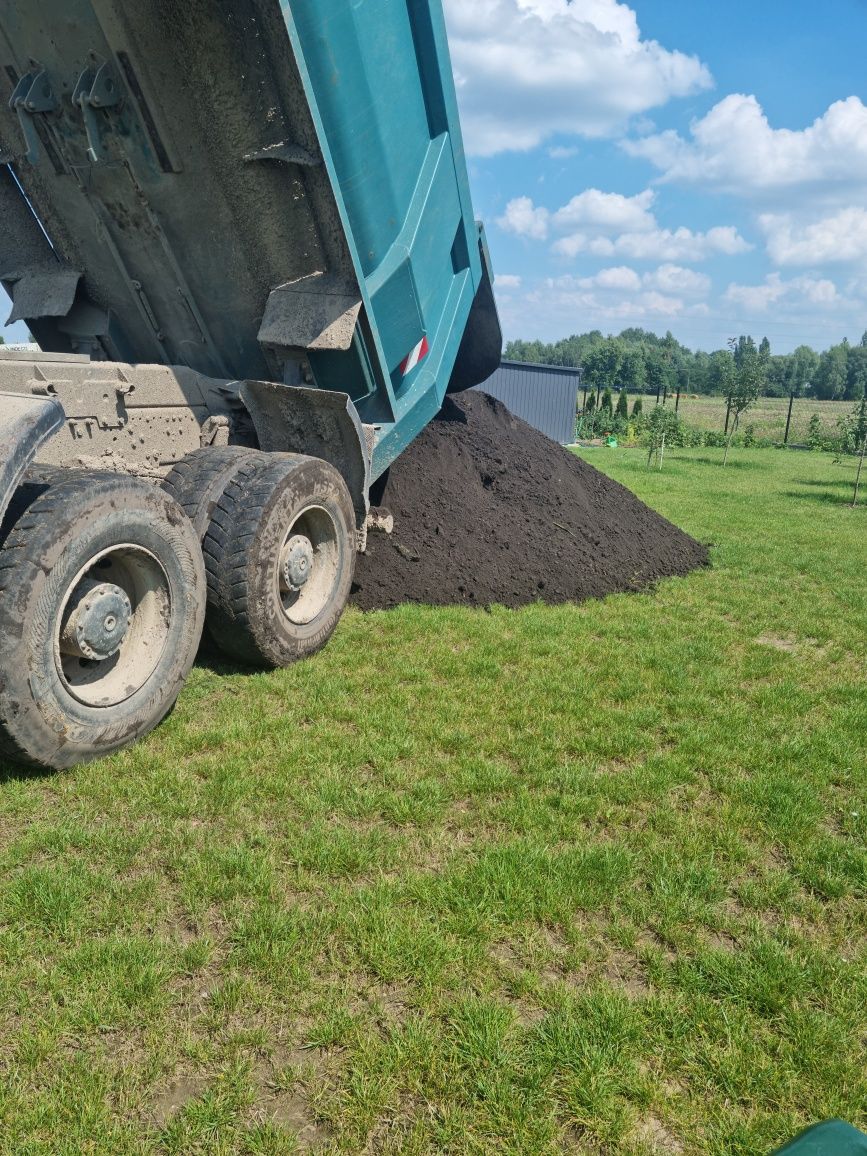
[474,360,580,444]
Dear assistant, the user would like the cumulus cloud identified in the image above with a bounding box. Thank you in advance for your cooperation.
[553,189,656,233]
[443,0,711,156]
[645,264,712,297]
[556,225,750,263]
[576,266,643,292]
[619,95,867,271]
[538,274,704,322]
[497,187,750,263]
[623,94,867,194]
[496,196,551,240]
[495,273,523,289]
[759,207,867,265]
[570,264,710,297]
[723,273,841,313]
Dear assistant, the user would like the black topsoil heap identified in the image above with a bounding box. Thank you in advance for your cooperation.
[352,391,709,612]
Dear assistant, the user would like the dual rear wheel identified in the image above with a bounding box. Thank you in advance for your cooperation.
[0,451,356,769]
[163,448,356,668]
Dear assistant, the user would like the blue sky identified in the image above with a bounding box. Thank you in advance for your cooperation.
[445,0,867,354]
[4,0,867,355]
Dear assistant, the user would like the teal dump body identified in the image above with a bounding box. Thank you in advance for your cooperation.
[0,0,500,479]
[282,1,498,473]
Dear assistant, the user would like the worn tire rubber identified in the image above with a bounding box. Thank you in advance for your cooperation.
[203,454,355,668]
[0,472,206,769]
[162,446,260,538]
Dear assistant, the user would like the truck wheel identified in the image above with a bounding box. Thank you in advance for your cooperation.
[203,455,355,668]
[0,473,206,769]
[162,446,259,538]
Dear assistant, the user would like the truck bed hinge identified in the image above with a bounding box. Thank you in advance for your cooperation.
[72,63,122,164]
[8,69,57,165]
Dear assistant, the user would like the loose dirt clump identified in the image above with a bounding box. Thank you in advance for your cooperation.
[352,392,709,611]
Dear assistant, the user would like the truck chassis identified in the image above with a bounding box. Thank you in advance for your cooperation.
[0,350,369,768]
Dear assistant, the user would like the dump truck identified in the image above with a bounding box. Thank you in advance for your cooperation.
[0,0,501,769]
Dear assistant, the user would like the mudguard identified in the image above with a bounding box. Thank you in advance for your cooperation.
[239,380,370,530]
[0,392,65,526]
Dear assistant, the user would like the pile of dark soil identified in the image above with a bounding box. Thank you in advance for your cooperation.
[351,391,709,611]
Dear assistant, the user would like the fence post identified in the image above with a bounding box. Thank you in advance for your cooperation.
[784,392,795,445]
[724,397,732,435]
[675,389,681,414]
[854,432,866,507]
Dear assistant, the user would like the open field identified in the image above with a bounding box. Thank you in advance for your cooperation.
[669,396,852,443]
[0,448,864,1155]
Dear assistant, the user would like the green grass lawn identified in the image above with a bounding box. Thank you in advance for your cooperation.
[0,447,864,1155]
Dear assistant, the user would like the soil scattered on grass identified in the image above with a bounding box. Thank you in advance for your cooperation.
[351,391,709,612]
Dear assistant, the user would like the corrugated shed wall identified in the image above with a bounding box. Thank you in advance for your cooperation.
[473,360,580,444]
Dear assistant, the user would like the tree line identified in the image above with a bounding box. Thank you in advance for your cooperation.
[504,327,867,401]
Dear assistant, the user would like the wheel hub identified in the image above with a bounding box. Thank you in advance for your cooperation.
[59,578,132,661]
[280,534,314,592]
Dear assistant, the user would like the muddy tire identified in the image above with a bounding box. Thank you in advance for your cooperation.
[0,473,206,769]
[162,446,260,538]
[203,454,355,668]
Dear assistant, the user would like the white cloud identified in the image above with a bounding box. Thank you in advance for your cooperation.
[759,207,867,266]
[553,224,750,263]
[723,273,841,313]
[538,274,697,322]
[495,273,523,289]
[493,269,861,351]
[576,266,643,292]
[498,188,750,263]
[645,264,712,297]
[621,95,867,272]
[496,196,550,240]
[443,0,712,156]
[566,263,710,298]
[553,189,656,233]
[623,94,867,194]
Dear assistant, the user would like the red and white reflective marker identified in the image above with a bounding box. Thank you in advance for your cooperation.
[399,335,429,377]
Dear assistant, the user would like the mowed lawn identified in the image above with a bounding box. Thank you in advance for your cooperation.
[0,448,864,1156]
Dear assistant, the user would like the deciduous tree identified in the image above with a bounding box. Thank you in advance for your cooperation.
[723,337,767,465]
[813,345,848,400]
[583,338,624,395]
[646,407,681,471]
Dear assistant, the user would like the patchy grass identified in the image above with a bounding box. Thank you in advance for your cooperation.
[0,447,864,1155]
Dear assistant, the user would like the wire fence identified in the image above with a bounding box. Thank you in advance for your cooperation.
[669,395,853,446]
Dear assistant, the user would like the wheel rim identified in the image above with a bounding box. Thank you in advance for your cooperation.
[54,544,172,707]
[277,505,341,626]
